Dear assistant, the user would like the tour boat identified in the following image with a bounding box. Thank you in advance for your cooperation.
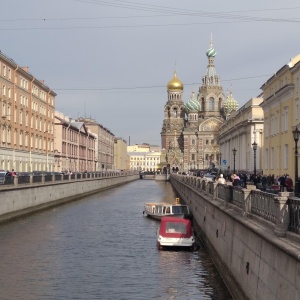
[157,216,195,250]
[143,198,192,220]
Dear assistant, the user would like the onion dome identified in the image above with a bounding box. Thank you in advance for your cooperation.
[223,92,238,115]
[206,47,217,58]
[167,71,183,90]
[186,91,200,111]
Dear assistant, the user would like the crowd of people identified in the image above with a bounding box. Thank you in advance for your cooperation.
[215,172,294,192]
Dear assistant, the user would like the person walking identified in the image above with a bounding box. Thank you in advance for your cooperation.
[217,174,226,184]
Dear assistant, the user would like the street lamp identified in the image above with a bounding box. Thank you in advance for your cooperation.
[232,148,237,174]
[219,152,222,166]
[252,142,257,176]
[293,126,300,197]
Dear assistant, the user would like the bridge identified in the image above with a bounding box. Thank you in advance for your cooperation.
[170,173,300,300]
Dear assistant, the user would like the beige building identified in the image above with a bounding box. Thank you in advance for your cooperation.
[114,137,129,171]
[127,143,161,171]
[260,54,300,178]
[128,151,161,172]
[76,117,115,171]
[54,112,97,172]
[0,51,56,172]
[217,97,264,174]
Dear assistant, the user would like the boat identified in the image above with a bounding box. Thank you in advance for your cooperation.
[157,216,195,250]
[143,198,191,220]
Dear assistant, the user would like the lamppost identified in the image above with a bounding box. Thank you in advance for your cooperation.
[293,126,300,197]
[232,148,237,174]
[219,152,222,166]
[252,142,257,176]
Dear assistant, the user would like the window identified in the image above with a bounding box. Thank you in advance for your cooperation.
[270,147,274,169]
[209,97,214,110]
[284,144,288,169]
[265,149,269,169]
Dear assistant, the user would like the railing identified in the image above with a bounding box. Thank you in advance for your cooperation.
[251,190,276,224]
[170,174,298,237]
[289,198,300,233]
[0,171,138,187]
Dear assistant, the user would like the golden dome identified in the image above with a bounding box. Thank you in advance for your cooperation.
[167,71,183,90]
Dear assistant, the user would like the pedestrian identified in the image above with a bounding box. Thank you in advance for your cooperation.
[232,174,240,186]
[217,174,226,184]
[285,176,293,192]
[11,169,16,176]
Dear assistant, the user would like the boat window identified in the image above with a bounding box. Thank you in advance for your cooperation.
[172,206,189,214]
[166,207,170,214]
[166,222,187,234]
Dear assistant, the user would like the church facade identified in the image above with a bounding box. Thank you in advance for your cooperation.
[160,41,238,173]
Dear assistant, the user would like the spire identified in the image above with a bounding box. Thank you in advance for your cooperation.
[202,34,220,87]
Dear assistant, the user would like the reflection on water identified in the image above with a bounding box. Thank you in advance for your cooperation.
[0,180,232,300]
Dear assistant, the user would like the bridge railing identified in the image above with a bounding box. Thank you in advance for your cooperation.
[171,174,299,237]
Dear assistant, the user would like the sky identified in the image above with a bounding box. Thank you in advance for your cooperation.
[1,1,300,145]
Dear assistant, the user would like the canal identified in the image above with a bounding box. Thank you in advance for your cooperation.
[0,180,232,300]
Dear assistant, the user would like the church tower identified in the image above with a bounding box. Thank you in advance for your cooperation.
[183,36,226,171]
[198,35,225,119]
[160,71,185,172]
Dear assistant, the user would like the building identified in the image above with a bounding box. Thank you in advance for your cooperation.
[128,151,161,172]
[260,54,300,178]
[160,38,230,173]
[76,117,115,171]
[127,143,161,171]
[54,112,97,172]
[217,97,264,174]
[114,137,129,171]
[0,51,56,172]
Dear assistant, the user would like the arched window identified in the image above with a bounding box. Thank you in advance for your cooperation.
[209,97,214,110]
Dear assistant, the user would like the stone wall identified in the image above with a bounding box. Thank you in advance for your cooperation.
[170,174,300,300]
[0,174,139,223]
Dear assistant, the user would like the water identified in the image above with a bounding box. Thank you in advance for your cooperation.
[0,180,232,300]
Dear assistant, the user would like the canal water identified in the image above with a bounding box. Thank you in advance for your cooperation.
[0,180,232,300]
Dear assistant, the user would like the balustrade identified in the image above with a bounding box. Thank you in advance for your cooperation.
[170,174,298,236]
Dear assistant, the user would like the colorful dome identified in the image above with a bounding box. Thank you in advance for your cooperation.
[186,91,200,111]
[167,71,183,90]
[223,92,238,115]
[206,47,217,58]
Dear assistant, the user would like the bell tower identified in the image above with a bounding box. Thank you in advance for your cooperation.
[160,71,185,172]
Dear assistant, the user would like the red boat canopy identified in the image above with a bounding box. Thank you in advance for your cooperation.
[159,216,193,238]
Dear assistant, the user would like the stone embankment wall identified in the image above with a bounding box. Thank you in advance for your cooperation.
[170,174,300,300]
[0,174,139,223]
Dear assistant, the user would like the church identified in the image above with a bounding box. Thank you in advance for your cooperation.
[160,39,238,173]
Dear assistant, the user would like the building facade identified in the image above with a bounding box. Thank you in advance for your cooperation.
[0,51,56,172]
[128,151,161,172]
[160,40,228,172]
[76,117,115,171]
[54,112,96,172]
[217,97,264,174]
[260,54,300,178]
[114,137,129,171]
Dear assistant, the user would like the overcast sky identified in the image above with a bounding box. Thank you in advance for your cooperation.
[1,1,300,145]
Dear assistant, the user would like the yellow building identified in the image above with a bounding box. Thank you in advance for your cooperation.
[114,138,129,171]
[261,54,300,178]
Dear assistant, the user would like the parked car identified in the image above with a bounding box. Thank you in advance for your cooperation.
[0,171,13,185]
[203,174,216,182]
